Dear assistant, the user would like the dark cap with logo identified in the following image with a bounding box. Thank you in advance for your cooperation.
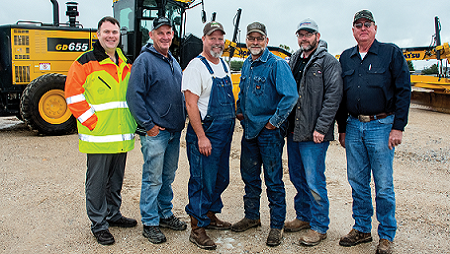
[353,10,375,24]
[152,16,172,30]
[247,21,266,37]
[203,21,226,36]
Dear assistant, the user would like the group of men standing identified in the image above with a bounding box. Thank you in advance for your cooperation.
[65,9,410,254]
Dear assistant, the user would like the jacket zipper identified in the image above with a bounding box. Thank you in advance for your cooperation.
[98,76,111,89]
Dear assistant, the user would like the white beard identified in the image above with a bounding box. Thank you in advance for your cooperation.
[210,49,223,58]
[249,47,263,56]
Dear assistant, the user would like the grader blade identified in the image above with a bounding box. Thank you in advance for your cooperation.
[411,90,450,114]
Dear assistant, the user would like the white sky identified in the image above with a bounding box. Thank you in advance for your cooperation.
[1,0,449,70]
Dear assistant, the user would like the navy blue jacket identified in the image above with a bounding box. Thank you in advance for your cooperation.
[127,44,186,133]
[336,39,411,132]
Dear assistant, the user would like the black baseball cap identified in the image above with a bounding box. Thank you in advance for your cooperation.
[152,16,172,30]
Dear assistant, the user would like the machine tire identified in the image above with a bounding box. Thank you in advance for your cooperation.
[20,73,77,135]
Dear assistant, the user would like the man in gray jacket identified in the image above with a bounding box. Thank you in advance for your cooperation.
[284,18,342,246]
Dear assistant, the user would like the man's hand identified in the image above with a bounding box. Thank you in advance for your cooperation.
[146,125,165,137]
[236,113,244,121]
[198,135,212,157]
[388,129,403,150]
[338,133,346,148]
[265,121,276,130]
[313,131,324,144]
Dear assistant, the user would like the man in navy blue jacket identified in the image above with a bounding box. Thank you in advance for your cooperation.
[127,16,187,244]
[336,10,410,254]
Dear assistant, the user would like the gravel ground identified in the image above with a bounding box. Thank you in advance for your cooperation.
[0,106,449,254]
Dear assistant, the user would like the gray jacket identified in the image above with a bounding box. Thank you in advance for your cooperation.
[289,43,343,142]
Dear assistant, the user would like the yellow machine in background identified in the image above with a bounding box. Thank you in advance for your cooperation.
[0,1,97,134]
[0,0,290,135]
[403,16,450,113]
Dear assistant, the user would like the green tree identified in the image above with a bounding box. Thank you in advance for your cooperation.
[407,61,415,72]
[422,64,439,75]
[230,60,244,71]
[279,44,293,53]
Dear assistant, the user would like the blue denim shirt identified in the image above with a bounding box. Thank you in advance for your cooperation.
[237,48,298,139]
[336,39,411,132]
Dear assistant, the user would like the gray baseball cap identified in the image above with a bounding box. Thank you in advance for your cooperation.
[296,18,319,33]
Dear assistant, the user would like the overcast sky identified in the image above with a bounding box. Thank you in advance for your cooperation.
[1,0,449,69]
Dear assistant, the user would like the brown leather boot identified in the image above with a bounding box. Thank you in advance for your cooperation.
[189,216,217,250]
[205,211,231,230]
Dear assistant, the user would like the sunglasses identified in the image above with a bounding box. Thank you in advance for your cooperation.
[354,22,373,29]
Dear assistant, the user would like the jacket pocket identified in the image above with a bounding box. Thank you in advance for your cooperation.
[158,104,172,118]
[252,76,266,96]
[366,67,387,88]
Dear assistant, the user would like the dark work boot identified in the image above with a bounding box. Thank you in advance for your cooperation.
[189,215,217,250]
[205,211,231,230]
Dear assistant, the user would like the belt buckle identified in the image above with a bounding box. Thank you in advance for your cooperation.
[358,115,370,123]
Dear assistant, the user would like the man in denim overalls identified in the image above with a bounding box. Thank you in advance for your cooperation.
[182,21,235,250]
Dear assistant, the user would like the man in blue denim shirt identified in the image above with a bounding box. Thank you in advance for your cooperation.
[336,10,411,254]
[231,21,298,247]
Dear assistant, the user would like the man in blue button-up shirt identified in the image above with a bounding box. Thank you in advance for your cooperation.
[231,21,298,247]
[336,10,411,254]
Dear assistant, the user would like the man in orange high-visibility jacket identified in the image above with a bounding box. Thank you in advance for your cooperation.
[65,16,137,246]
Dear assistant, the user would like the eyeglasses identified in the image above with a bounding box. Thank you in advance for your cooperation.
[247,36,265,42]
[354,22,373,29]
[296,32,315,38]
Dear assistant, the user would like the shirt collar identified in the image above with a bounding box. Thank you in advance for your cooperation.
[350,39,379,57]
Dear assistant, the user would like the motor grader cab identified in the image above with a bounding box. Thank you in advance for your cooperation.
[402,16,450,113]
[112,0,291,101]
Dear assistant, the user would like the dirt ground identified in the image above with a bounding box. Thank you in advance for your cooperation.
[1,106,449,254]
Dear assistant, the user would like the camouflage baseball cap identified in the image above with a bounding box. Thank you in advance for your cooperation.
[247,21,266,36]
[353,10,375,24]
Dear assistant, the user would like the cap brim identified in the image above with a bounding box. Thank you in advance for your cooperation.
[153,23,172,31]
[247,29,266,36]
[206,28,226,36]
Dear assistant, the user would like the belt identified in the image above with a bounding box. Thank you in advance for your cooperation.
[355,112,393,123]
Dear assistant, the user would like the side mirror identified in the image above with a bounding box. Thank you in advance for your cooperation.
[201,10,207,23]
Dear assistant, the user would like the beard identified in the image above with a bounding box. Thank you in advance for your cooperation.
[210,44,224,58]
[300,38,317,52]
[248,46,264,56]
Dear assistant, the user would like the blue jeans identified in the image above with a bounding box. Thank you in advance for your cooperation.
[345,115,396,241]
[240,126,286,229]
[139,130,181,226]
[287,135,330,234]
[185,119,234,227]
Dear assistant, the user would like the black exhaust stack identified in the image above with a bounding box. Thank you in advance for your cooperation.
[66,2,79,27]
[50,0,60,26]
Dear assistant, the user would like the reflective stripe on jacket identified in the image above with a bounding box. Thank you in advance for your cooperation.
[65,42,136,154]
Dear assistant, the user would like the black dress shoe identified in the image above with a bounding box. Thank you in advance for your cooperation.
[108,216,138,228]
[93,229,115,245]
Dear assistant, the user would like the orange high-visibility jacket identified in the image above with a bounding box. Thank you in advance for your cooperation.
[65,42,136,154]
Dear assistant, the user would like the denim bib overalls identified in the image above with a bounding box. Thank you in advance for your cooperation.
[185,56,235,227]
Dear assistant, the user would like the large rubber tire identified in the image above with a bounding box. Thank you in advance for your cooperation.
[20,73,77,135]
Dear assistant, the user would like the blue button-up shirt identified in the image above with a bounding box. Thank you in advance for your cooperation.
[337,39,411,132]
[237,48,298,139]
